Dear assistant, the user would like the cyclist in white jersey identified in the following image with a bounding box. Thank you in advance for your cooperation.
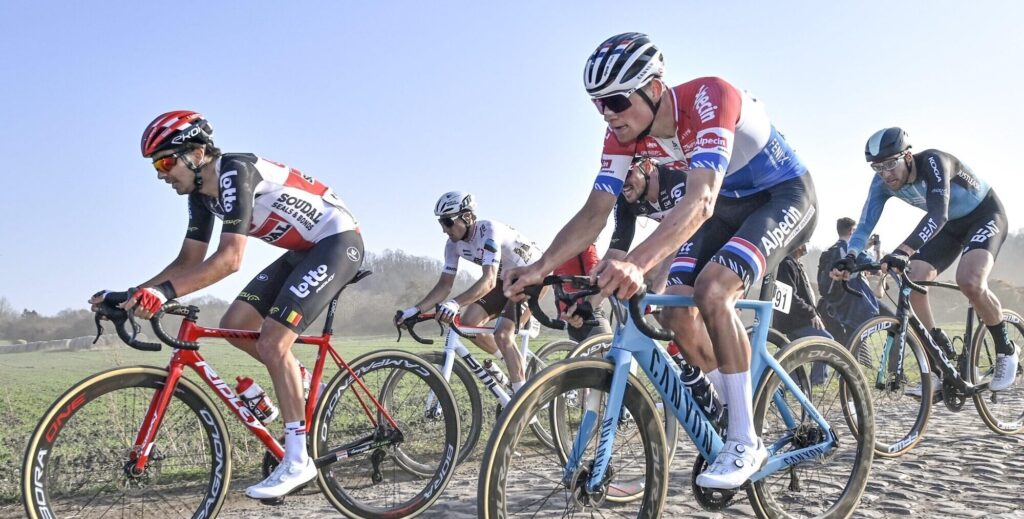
[395,191,544,392]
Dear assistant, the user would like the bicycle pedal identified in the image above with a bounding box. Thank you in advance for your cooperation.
[259,497,286,506]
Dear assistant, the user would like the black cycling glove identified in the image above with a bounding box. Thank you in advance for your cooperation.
[831,253,857,273]
[881,251,910,272]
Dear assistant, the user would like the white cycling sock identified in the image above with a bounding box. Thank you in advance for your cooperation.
[283,420,308,465]
[512,380,526,393]
[721,372,758,447]
[492,349,504,361]
[706,369,724,394]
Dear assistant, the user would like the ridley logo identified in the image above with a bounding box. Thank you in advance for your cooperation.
[290,265,330,298]
[693,85,718,123]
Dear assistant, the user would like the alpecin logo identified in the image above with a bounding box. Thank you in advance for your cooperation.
[762,205,815,256]
[289,265,330,298]
[694,84,718,123]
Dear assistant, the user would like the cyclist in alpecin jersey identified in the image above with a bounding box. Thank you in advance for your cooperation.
[608,156,688,293]
[90,111,363,500]
[395,191,545,393]
[504,33,818,489]
[832,127,1016,391]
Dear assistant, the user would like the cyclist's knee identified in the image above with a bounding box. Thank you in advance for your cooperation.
[693,274,739,317]
[662,305,700,331]
[956,272,986,300]
[220,301,263,330]
[908,260,936,282]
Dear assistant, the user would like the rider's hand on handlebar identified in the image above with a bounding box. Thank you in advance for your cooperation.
[880,251,910,274]
[435,300,460,324]
[829,253,857,282]
[89,290,111,312]
[560,304,585,329]
[502,264,547,302]
[394,307,419,326]
[121,284,173,320]
[592,259,644,299]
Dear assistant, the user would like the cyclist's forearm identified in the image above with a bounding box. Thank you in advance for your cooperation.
[414,276,455,311]
[453,274,496,307]
[161,252,240,297]
[627,175,717,273]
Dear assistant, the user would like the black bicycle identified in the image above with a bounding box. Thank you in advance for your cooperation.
[844,263,1024,457]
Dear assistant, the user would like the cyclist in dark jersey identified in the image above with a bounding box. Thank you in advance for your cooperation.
[505,33,818,489]
[90,111,363,499]
[553,243,611,342]
[832,127,1017,391]
[608,156,688,293]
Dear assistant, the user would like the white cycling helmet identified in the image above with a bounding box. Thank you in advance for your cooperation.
[584,32,664,99]
[434,191,476,217]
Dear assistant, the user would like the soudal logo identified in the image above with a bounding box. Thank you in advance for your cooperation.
[695,131,728,149]
[762,205,816,256]
[290,265,330,298]
[275,194,324,225]
[220,170,238,212]
[693,85,718,123]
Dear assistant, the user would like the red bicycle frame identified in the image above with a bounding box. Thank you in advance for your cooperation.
[126,310,400,475]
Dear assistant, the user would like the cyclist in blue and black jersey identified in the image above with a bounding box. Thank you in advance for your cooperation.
[831,127,1017,391]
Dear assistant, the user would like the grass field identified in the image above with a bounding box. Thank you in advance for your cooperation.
[0,331,574,505]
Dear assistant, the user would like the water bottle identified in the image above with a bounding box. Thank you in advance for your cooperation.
[235,376,280,424]
[482,359,509,387]
[668,343,723,424]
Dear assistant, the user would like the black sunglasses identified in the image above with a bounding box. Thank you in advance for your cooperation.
[592,93,632,114]
[439,216,457,227]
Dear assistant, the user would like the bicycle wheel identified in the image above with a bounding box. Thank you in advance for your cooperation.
[478,358,668,518]
[847,316,932,456]
[562,333,680,474]
[970,310,1024,434]
[521,338,578,449]
[22,366,231,519]
[419,351,482,464]
[311,349,459,519]
[749,337,875,519]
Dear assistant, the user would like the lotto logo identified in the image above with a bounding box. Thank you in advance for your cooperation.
[289,265,330,298]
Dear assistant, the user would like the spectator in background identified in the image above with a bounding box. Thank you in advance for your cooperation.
[816,217,881,344]
[774,242,831,383]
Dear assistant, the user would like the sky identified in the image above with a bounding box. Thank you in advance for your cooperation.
[1,1,1022,314]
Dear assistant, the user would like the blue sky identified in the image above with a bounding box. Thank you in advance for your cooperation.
[2,2,1022,314]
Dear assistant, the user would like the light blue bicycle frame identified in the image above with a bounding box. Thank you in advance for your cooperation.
[565,293,838,493]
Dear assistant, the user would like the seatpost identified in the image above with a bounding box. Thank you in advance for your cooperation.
[322,297,340,336]
[758,273,776,302]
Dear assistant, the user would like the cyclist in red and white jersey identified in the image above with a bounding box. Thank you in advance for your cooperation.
[90,111,364,499]
[395,192,544,393]
[506,33,818,489]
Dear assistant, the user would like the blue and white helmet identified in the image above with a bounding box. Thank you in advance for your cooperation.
[584,33,664,99]
[434,191,476,217]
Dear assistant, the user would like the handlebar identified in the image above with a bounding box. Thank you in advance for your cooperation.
[523,275,601,331]
[93,290,200,352]
[839,262,927,296]
[627,289,675,341]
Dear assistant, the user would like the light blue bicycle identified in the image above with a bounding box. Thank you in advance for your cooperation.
[477,276,875,518]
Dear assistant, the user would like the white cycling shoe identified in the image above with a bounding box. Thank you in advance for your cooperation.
[695,438,767,489]
[989,348,1020,392]
[245,458,317,499]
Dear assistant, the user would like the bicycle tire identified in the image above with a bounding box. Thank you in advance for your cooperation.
[22,366,231,519]
[564,333,680,473]
[478,358,668,518]
[748,336,875,519]
[419,351,483,464]
[522,338,578,450]
[846,316,932,456]
[970,310,1024,435]
[311,349,459,519]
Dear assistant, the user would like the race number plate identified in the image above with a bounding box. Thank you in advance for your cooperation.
[772,280,793,314]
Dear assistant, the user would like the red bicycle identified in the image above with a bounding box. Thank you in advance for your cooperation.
[22,270,460,519]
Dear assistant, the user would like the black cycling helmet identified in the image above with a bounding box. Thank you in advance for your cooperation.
[864,127,911,162]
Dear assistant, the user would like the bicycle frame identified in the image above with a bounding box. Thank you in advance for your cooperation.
[435,319,540,408]
[878,276,984,393]
[567,293,836,493]
[125,307,401,475]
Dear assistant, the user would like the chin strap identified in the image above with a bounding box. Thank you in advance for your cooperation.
[180,153,206,189]
[634,89,662,139]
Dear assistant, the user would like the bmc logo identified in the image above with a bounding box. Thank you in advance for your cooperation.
[289,265,330,298]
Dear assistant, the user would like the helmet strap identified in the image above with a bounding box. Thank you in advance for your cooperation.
[180,149,207,189]
[634,88,661,139]
[457,213,473,241]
